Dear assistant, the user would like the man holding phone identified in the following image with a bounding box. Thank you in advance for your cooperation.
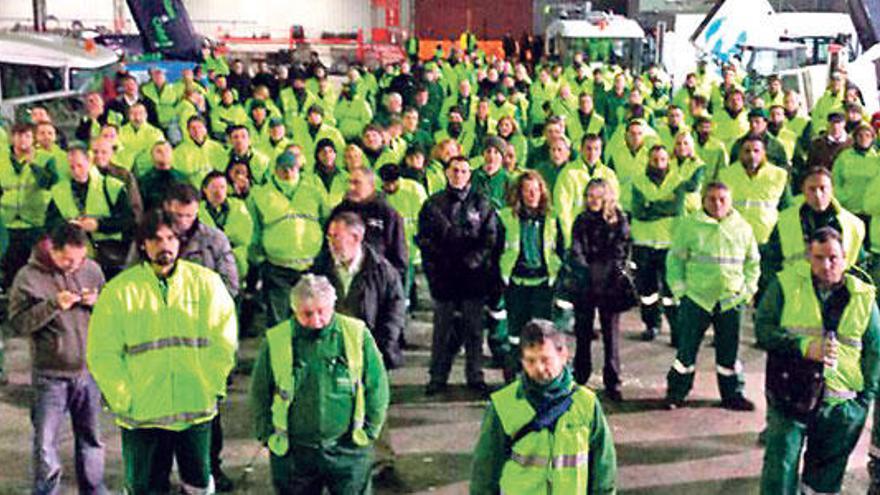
[8,223,107,494]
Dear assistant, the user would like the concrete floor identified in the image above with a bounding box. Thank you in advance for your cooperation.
[0,302,874,494]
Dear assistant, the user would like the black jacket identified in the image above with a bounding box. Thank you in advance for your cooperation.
[329,196,409,280]
[417,185,500,301]
[568,208,630,306]
[312,246,406,369]
[107,96,158,127]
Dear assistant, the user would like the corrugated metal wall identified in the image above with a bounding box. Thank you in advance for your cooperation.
[415,0,533,40]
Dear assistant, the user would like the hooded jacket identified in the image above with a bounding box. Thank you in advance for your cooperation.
[9,237,105,376]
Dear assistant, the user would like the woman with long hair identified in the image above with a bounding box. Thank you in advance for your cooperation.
[497,170,564,380]
[568,178,631,401]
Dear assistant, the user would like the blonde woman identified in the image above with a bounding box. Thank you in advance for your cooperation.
[496,115,528,169]
[568,178,631,401]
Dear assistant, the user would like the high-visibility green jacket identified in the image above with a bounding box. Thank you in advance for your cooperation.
[202,54,229,76]
[117,123,164,172]
[385,178,428,265]
[279,87,321,132]
[434,127,476,158]
[832,146,880,215]
[667,209,760,312]
[565,111,604,150]
[471,167,509,211]
[671,155,706,213]
[810,90,845,136]
[228,147,272,185]
[489,102,516,125]
[861,173,880,254]
[771,127,798,162]
[210,102,249,138]
[775,197,864,267]
[730,132,790,170]
[249,176,326,270]
[48,171,126,242]
[439,93,479,131]
[470,378,617,495]
[173,138,227,187]
[718,161,790,244]
[303,167,349,209]
[35,144,69,181]
[403,161,447,196]
[0,151,54,229]
[712,108,749,151]
[655,123,690,152]
[553,160,619,246]
[694,134,729,182]
[784,113,811,144]
[244,98,282,121]
[249,315,389,452]
[313,88,339,125]
[87,260,237,430]
[141,81,182,128]
[334,96,373,141]
[501,132,529,170]
[199,198,254,279]
[498,208,562,285]
[247,119,274,158]
[605,142,653,212]
[758,262,879,406]
[175,101,208,144]
[289,123,346,174]
[630,170,687,250]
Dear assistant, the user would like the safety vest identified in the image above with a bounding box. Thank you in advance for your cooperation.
[265,315,369,456]
[718,161,788,244]
[50,172,125,241]
[0,153,51,229]
[491,380,596,495]
[252,178,325,270]
[777,198,864,268]
[498,208,562,285]
[778,263,876,403]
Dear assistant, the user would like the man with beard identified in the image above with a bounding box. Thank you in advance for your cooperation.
[87,210,237,494]
[730,108,790,171]
[164,182,240,479]
[693,116,730,183]
[160,183,239,490]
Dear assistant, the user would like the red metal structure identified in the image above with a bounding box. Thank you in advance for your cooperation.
[414,0,533,39]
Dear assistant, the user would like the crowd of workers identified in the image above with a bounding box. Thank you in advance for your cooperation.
[4,31,880,494]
